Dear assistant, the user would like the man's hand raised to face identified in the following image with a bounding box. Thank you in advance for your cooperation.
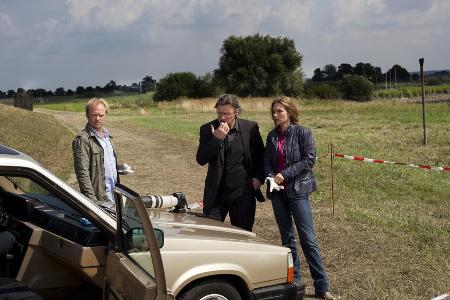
[211,122,230,140]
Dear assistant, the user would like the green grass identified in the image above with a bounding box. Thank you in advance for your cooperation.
[101,97,449,240]
[0,104,74,179]
[38,93,154,112]
[374,84,450,98]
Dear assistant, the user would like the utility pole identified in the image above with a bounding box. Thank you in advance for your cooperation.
[394,66,397,88]
[419,58,427,146]
[385,68,388,89]
[389,68,392,89]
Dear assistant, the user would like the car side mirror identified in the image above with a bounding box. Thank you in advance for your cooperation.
[154,228,164,248]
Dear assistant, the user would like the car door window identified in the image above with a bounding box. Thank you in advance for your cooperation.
[4,176,49,195]
[120,194,155,277]
[0,175,102,246]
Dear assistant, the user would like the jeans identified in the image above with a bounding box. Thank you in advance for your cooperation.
[270,191,329,294]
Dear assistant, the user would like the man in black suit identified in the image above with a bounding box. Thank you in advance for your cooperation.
[196,94,265,231]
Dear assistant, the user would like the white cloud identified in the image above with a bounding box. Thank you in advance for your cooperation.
[332,0,387,28]
[271,0,315,34]
[66,0,148,30]
[0,13,19,37]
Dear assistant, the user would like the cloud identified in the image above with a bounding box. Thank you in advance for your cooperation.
[332,0,387,28]
[276,0,315,34]
[0,13,19,37]
[66,0,148,30]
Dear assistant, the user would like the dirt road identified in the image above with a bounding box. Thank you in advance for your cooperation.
[44,109,207,202]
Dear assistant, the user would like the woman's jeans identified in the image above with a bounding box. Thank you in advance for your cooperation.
[270,191,329,294]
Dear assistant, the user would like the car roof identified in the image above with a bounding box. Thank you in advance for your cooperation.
[0,145,20,155]
[0,144,39,165]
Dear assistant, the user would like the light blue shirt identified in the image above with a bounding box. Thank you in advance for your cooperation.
[91,127,117,202]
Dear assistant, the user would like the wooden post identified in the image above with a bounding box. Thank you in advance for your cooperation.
[330,143,335,216]
[419,58,427,146]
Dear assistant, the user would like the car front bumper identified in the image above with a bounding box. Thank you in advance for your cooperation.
[251,282,305,300]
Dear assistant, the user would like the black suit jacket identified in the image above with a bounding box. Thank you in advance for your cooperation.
[196,118,265,212]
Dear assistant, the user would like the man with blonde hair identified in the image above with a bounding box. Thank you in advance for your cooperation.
[73,98,119,204]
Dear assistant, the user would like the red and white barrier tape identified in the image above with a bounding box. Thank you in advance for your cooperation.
[334,153,450,172]
[430,291,450,300]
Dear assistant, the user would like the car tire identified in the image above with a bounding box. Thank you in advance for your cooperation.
[178,279,241,300]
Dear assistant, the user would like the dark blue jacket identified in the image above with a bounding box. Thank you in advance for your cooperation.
[264,124,317,198]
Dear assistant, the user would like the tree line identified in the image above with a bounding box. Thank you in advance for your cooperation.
[0,76,157,100]
[1,34,448,102]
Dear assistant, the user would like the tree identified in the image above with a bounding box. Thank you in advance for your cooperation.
[215,34,303,97]
[66,89,74,96]
[337,63,354,80]
[154,72,217,101]
[7,90,16,98]
[76,86,86,95]
[191,73,217,99]
[0,90,6,98]
[154,72,197,101]
[323,64,338,81]
[141,76,156,93]
[104,80,117,93]
[388,64,411,82]
[55,87,65,96]
[311,68,325,82]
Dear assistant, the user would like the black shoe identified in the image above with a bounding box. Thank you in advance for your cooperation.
[315,291,336,300]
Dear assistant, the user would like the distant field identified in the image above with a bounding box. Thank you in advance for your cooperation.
[373,84,450,98]
[17,96,450,298]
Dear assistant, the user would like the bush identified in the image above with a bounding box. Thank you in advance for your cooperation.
[303,83,340,99]
[339,75,374,101]
[154,72,217,101]
[154,72,197,101]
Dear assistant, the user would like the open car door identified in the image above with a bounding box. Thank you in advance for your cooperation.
[104,184,173,300]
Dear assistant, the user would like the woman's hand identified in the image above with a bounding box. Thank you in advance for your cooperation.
[274,173,284,185]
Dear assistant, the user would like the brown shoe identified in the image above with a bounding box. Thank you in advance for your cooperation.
[316,291,336,300]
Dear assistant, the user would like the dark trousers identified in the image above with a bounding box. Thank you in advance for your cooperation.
[205,184,255,231]
[0,231,15,256]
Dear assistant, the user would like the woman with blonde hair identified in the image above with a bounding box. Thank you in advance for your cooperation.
[264,96,335,300]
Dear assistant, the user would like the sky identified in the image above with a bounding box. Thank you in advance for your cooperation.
[1,0,449,91]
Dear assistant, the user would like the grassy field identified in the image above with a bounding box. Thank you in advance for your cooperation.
[0,104,74,179]
[10,96,450,298]
[373,84,450,98]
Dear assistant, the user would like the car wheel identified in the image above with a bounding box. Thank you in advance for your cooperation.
[178,279,241,300]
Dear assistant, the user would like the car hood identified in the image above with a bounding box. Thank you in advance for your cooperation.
[147,209,265,242]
